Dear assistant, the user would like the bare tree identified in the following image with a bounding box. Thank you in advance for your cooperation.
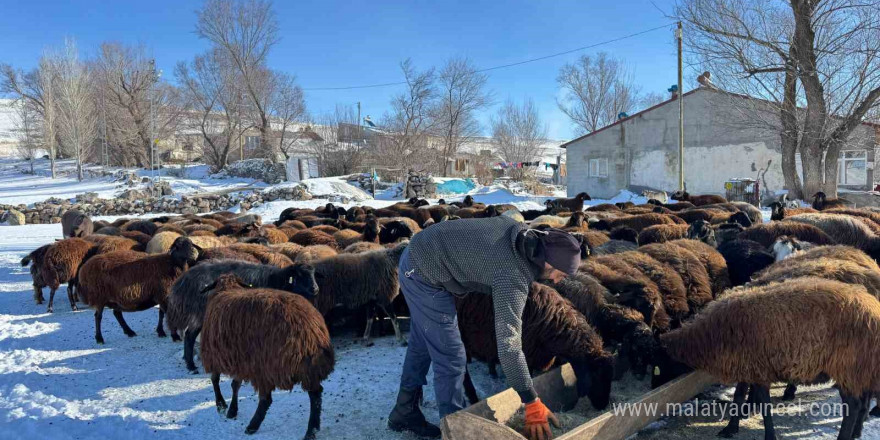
[12,100,42,174]
[433,57,490,176]
[176,49,250,172]
[53,39,97,181]
[557,52,642,134]
[1,53,60,177]
[267,71,307,161]
[93,42,183,168]
[640,91,668,109]
[196,0,280,161]
[491,99,548,180]
[302,106,367,176]
[679,0,880,198]
[378,59,437,171]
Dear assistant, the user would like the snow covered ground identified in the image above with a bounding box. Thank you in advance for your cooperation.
[0,158,261,207]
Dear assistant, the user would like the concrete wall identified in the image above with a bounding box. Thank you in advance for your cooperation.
[565,88,877,199]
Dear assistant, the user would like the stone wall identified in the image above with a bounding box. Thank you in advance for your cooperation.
[0,185,312,225]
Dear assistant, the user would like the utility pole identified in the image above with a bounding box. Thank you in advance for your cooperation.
[677,21,685,192]
[357,101,362,142]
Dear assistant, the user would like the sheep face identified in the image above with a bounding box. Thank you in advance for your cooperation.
[576,192,592,202]
[729,211,753,228]
[769,202,785,221]
[687,220,717,247]
[670,190,689,201]
[170,237,200,266]
[282,264,319,299]
[572,354,613,410]
[620,325,659,379]
[771,236,802,262]
[714,223,744,246]
[379,221,414,243]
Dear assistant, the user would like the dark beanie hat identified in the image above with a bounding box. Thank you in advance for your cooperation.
[540,229,582,275]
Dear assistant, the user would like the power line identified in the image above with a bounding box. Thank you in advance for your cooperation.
[303,23,677,91]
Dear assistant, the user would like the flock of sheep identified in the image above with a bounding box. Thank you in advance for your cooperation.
[15,189,880,440]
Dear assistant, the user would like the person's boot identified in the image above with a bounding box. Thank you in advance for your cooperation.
[388,386,441,438]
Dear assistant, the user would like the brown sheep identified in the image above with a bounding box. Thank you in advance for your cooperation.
[752,259,880,297]
[550,192,591,212]
[669,191,727,206]
[276,226,299,240]
[189,230,216,237]
[146,231,183,254]
[188,235,236,249]
[260,227,289,245]
[290,229,339,249]
[310,224,340,235]
[343,242,385,254]
[196,247,262,265]
[182,224,217,234]
[825,208,880,233]
[78,237,199,344]
[61,209,93,238]
[562,212,589,233]
[121,220,158,236]
[311,243,408,346]
[672,209,722,224]
[333,216,381,249]
[638,243,714,312]
[579,259,669,330]
[638,224,688,245]
[21,244,51,305]
[456,282,614,408]
[661,201,697,211]
[269,242,305,261]
[121,230,152,247]
[585,203,621,212]
[156,223,188,236]
[549,275,657,376]
[294,245,338,263]
[737,222,836,247]
[598,252,690,324]
[668,239,731,296]
[784,213,880,259]
[659,278,880,440]
[575,230,610,252]
[592,213,677,233]
[200,274,334,436]
[83,235,143,253]
[40,238,94,313]
[755,245,879,277]
[228,243,294,267]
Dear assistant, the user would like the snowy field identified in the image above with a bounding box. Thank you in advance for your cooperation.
[0,159,866,439]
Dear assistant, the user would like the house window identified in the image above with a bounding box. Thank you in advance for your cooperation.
[244,136,260,151]
[589,158,608,178]
[454,158,468,172]
[838,150,866,185]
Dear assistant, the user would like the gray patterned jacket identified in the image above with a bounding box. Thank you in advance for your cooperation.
[407,215,542,402]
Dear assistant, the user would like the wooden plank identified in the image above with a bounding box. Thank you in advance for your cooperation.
[442,412,525,440]
[556,370,716,440]
[461,363,580,425]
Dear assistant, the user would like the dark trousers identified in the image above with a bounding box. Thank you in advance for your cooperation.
[397,247,467,418]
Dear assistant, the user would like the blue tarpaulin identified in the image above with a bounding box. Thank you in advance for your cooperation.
[436,179,476,194]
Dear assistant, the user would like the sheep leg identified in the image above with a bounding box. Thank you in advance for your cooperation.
[184,327,202,374]
[66,282,78,311]
[304,385,323,440]
[718,382,749,438]
[852,393,870,439]
[156,308,167,338]
[752,385,776,440]
[782,383,797,401]
[211,373,227,413]
[838,392,863,440]
[94,306,105,344]
[47,287,56,313]
[463,367,480,405]
[360,303,376,347]
[227,379,241,419]
[378,303,407,347]
[112,309,137,337]
[33,284,44,305]
[244,390,272,434]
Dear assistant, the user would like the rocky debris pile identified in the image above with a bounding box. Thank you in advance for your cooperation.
[220,159,287,184]
[0,184,312,225]
[405,171,436,199]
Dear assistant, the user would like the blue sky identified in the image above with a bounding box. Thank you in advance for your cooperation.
[1,0,682,140]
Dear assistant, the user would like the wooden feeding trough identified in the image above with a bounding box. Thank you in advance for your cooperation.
[442,365,716,440]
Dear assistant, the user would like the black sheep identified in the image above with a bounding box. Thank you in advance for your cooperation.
[717,239,775,286]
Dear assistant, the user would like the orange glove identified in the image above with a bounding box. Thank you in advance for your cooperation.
[523,398,560,440]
